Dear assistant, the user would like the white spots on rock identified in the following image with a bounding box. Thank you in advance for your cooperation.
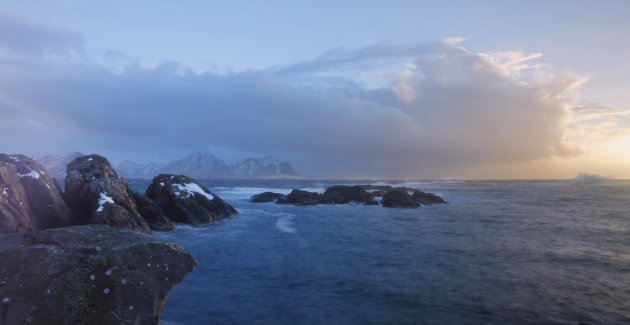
[159,182,165,187]
[121,278,128,285]
[2,188,7,197]
[103,288,110,294]
[97,192,114,213]
[18,170,40,179]
[105,268,113,276]
[173,183,215,200]
[128,305,134,311]
[39,170,45,174]
[96,246,102,252]
[46,184,51,190]
[2,297,10,304]
[89,274,96,281]
[147,262,151,267]
[140,281,144,285]
[164,277,169,281]
[87,158,94,161]
[46,288,51,294]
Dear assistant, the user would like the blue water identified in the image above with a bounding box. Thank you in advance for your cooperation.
[128,179,630,325]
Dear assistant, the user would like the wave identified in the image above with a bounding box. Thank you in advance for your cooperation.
[274,213,296,233]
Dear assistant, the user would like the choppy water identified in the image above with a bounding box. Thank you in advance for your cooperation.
[128,179,630,325]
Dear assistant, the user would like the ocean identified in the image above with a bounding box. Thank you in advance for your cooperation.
[127,179,630,325]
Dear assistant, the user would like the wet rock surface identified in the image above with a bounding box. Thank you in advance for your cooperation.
[65,155,150,232]
[0,225,196,325]
[145,174,237,225]
[250,192,286,203]
[0,154,74,233]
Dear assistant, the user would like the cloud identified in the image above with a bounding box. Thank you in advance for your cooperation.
[0,34,591,178]
[0,13,83,57]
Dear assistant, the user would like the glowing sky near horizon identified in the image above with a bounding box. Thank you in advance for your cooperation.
[0,0,628,179]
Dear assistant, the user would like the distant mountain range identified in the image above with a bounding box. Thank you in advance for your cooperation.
[31,152,84,178]
[34,151,299,179]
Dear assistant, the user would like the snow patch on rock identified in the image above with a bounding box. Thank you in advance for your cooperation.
[18,170,40,179]
[97,192,114,212]
[173,183,215,200]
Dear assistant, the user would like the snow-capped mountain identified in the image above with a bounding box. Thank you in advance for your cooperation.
[160,152,232,179]
[116,152,299,179]
[232,157,297,178]
[32,152,84,178]
[117,160,165,179]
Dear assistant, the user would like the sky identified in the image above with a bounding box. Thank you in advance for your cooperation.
[0,0,629,179]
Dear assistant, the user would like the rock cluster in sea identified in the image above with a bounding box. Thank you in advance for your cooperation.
[0,152,237,324]
[251,184,446,208]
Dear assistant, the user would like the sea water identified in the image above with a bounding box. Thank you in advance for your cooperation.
[127,179,630,324]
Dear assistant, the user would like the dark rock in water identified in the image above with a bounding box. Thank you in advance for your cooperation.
[361,184,446,206]
[411,190,446,205]
[65,155,150,232]
[251,192,285,203]
[0,224,196,325]
[382,190,420,208]
[145,174,237,225]
[0,154,74,233]
[132,192,174,231]
[321,185,377,205]
[359,184,396,192]
[276,189,322,206]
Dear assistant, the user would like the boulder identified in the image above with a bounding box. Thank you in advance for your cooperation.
[64,155,150,232]
[411,190,446,205]
[321,185,377,205]
[382,190,420,208]
[276,189,322,206]
[0,224,196,325]
[250,192,285,203]
[145,174,237,225]
[0,162,36,233]
[0,154,74,233]
[132,192,174,231]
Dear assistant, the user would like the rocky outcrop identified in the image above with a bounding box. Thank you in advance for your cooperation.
[321,185,378,205]
[411,190,446,205]
[0,225,196,325]
[0,154,74,233]
[64,155,150,232]
[145,174,237,225]
[0,161,36,233]
[132,192,174,231]
[276,189,322,206]
[250,192,286,203]
[381,190,420,208]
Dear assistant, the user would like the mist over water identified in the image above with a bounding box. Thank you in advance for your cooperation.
[126,179,630,324]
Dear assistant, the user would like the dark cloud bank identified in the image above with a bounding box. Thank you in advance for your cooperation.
[0,15,584,178]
